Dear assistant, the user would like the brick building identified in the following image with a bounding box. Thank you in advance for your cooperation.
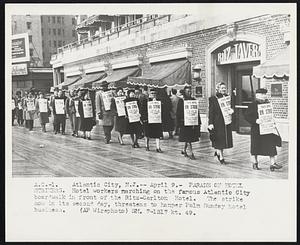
[50,14,291,141]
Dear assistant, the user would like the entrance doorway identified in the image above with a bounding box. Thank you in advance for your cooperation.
[233,64,260,133]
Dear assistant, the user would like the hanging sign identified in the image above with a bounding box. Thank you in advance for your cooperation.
[184,100,198,126]
[74,100,80,117]
[27,99,35,111]
[217,41,261,65]
[115,96,126,117]
[148,100,162,124]
[83,100,93,118]
[39,98,48,113]
[125,100,140,123]
[55,99,65,114]
[217,96,232,125]
[257,103,275,135]
[102,91,113,111]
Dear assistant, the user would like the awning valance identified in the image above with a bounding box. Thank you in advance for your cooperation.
[69,72,106,90]
[253,46,290,79]
[57,75,81,90]
[92,66,140,89]
[127,59,191,88]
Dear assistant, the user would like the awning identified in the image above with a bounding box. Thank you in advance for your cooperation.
[69,72,106,90]
[56,75,81,90]
[253,46,290,79]
[127,59,191,88]
[92,66,140,89]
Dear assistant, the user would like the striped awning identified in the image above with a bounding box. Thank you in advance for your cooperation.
[69,72,106,90]
[127,59,191,88]
[92,66,140,89]
[57,75,81,90]
[253,46,290,79]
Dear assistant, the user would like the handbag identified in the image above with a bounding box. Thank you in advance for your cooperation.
[273,126,282,147]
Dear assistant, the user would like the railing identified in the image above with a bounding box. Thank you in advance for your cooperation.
[51,14,189,61]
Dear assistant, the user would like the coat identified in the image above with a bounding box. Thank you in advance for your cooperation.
[140,97,163,139]
[208,93,233,149]
[66,97,76,115]
[95,90,116,126]
[111,96,129,134]
[24,98,36,120]
[78,98,96,132]
[50,96,67,116]
[244,100,277,156]
[176,96,201,143]
[170,94,180,120]
[158,91,174,132]
[35,99,50,124]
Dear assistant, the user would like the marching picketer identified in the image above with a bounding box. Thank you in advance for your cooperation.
[23,91,36,131]
[176,85,201,160]
[95,81,115,144]
[140,88,163,152]
[208,82,234,165]
[50,89,67,135]
[35,91,50,132]
[66,89,78,137]
[15,91,24,126]
[245,88,282,171]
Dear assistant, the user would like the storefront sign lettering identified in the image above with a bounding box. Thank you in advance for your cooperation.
[12,63,28,76]
[217,42,261,65]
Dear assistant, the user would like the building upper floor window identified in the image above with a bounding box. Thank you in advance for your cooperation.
[52,16,56,23]
[29,48,34,56]
[53,29,56,35]
[42,40,44,48]
[63,41,65,46]
[49,40,51,47]
[54,40,57,48]
[62,17,64,24]
[41,28,44,36]
[48,16,50,23]
[41,16,43,23]
[26,22,31,30]
[72,18,76,25]
[58,40,62,47]
[48,29,51,35]
[62,29,65,36]
[57,16,61,23]
[58,28,61,35]
[29,35,32,43]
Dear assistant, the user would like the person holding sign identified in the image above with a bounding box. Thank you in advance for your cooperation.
[111,87,128,145]
[124,89,143,148]
[24,91,36,131]
[140,88,163,152]
[78,89,96,140]
[245,88,282,171]
[208,82,234,164]
[50,89,67,135]
[35,91,50,132]
[12,95,16,126]
[95,81,116,144]
[15,91,24,126]
[176,86,201,160]
[66,89,78,137]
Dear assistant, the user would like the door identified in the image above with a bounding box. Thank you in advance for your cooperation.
[235,70,260,133]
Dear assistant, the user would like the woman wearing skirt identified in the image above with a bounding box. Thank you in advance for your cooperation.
[35,91,50,132]
[78,89,96,140]
[208,82,234,164]
[141,88,163,152]
[176,86,201,160]
[111,87,128,145]
[124,89,143,148]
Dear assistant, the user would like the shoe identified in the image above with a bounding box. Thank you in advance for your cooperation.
[61,132,65,135]
[87,137,91,140]
[54,131,57,135]
[252,163,260,170]
[270,163,283,171]
[118,137,124,145]
[83,135,86,139]
[132,144,136,148]
[189,153,196,160]
[146,146,150,151]
[181,150,188,157]
[135,143,140,148]
[214,151,220,161]
[72,133,75,136]
[156,148,163,153]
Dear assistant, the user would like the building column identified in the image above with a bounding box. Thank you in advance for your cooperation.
[52,69,57,86]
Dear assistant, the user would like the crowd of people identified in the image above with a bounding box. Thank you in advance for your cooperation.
[12,81,283,171]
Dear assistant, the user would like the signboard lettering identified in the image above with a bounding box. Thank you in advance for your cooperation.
[217,96,232,125]
[38,99,48,113]
[82,100,93,118]
[55,99,65,114]
[125,101,140,123]
[115,96,126,117]
[184,100,199,126]
[102,91,113,111]
[257,103,275,135]
[27,99,35,111]
[148,101,162,124]
[12,63,28,76]
[12,33,30,63]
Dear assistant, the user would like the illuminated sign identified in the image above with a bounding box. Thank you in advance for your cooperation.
[12,33,30,63]
[12,63,28,76]
[217,42,261,65]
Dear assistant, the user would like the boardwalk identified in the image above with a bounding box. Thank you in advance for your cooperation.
[12,119,289,178]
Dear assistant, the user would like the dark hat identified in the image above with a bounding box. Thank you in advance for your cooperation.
[127,89,135,96]
[100,80,109,87]
[256,88,268,94]
[54,87,59,92]
[184,85,192,90]
[134,85,140,90]
[149,88,157,93]
[116,87,123,93]
[38,91,44,95]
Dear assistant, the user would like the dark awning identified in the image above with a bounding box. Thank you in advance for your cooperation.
[69,72,106,90]
[127,59,191,88]
[57,75,81,90]
[253,46,290,79]
[92,66,140,89]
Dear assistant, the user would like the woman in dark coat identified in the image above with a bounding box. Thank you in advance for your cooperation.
[208,82,234,164]
[78,89,96,140]
[124,89,143,148]
[111,87,128,145]
[176,85,201,160]
[24,91,36,131]
[141,88,163,152]
[245,88,282,171]
[35,91,50,132]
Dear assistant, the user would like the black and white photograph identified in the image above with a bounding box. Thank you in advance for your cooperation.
[5,3,296,242]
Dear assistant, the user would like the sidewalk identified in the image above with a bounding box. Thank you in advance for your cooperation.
[11,118,289,178]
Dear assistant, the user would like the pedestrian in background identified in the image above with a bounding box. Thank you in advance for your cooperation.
[176,85,201,160]
[95,81,115,144]
[208,82,234,164]
[35,91,50,132]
